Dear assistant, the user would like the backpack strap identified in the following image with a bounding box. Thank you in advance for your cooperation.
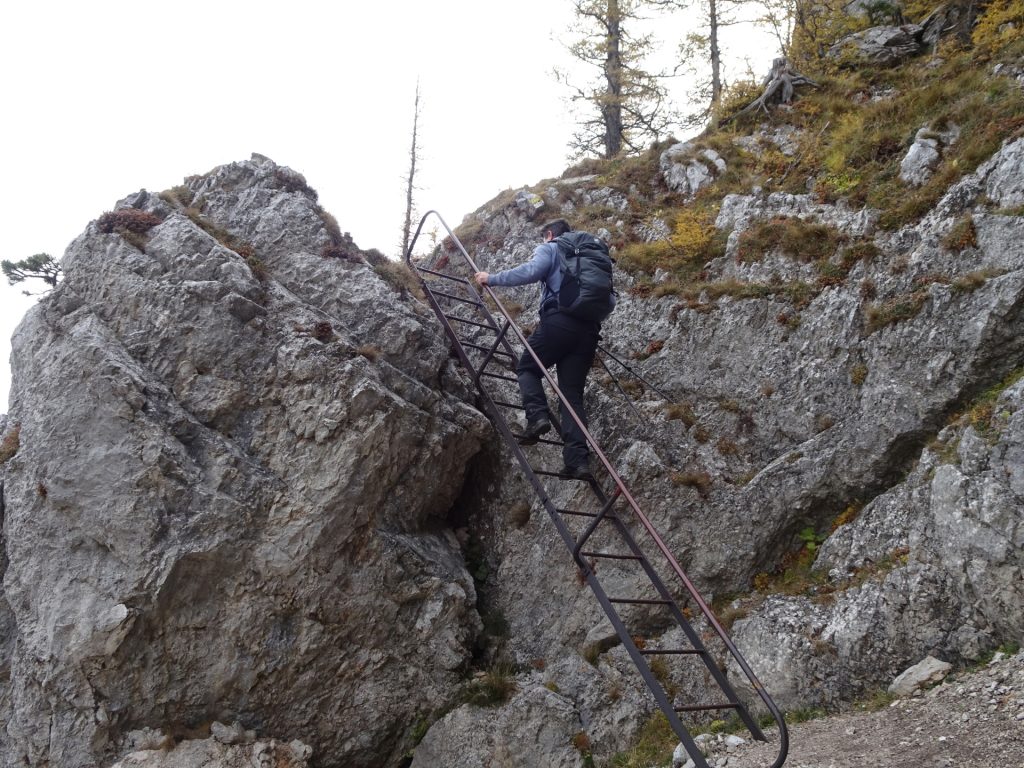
[550,236,578,297]
[537,239,568,312]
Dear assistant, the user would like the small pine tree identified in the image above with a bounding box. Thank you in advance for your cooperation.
[2,253,62,293]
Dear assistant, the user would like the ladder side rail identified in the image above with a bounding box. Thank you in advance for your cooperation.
[463,383,712,768]
[581,569,713,768]
[421,293,524,393]
[605,516,773,745]
[471,318,515,390]
[407,213,521,364]
[608,491,790,763]
[418,278,517,390]
[408,212,789,768]
[422,281,521,368]
[469,374,601,563]
[419,288,487,379]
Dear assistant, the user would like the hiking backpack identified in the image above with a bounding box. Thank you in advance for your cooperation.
[553,231,616,323]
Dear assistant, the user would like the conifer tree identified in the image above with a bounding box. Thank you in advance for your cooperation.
[654,0,778,125]
[557,0,675,158]
[2,253,62,294]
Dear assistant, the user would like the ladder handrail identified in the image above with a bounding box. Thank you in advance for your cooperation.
[405,210,789,768]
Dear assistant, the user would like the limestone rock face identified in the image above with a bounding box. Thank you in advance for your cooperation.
[1,155,489,767]
[900,124,961,186]
[4,126,1024,766]
[409,686,588,768]
[709,136,1024,704]
[828,24,925,65]
[729,328,1024,708]
[111,729,312,768]
[660,143,727,199]
[454,136,1024,739]
[985,135,1024,207]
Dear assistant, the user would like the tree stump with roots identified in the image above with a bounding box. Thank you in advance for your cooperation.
[721,58,819,125]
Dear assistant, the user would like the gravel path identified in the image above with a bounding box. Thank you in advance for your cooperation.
[680,651,1024,768]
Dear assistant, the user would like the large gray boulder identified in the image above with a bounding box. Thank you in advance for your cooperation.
[900,124,961,186]
[828,24,925,65]
[1,155,489,767]
[827,7,953,66]
[729,304,1024,708]
[660,142,727,199]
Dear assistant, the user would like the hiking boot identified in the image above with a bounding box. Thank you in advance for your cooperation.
[562,463,595,482]
[518,417,552,445]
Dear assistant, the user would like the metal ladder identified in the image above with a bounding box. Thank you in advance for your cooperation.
[405,211,788,768]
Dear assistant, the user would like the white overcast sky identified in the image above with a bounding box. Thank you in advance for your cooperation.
[0,1,779,411]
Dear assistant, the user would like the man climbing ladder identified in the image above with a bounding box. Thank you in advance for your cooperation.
[408,210,788,768]
[475,218,615,481]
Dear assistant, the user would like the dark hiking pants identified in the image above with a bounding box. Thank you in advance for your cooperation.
[516,307,600,470]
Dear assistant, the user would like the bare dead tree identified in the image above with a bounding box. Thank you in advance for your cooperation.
[719,56,818,125]
[400,80,422,259]
[750,0,796,53]
[651,0,775,128]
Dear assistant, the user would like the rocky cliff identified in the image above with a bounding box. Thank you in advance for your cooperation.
[2,8,1024,767]
[0,157,491,767]
[407,136,1024,766]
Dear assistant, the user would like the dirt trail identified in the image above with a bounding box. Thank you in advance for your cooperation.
[684,651,1024,768]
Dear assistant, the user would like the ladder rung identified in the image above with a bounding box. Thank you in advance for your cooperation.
[640,649,705,656]
[432,289,482,306]
[674,702,740,713]
[416,265,468,282]
[557,508,619,520]
[463,341,514,358]
[514,434,564,447]
[492,400,526,411]
[442,314,493,330]
[609,598,673,606]
[480,371,518,383]
[535,468,593,478]
[579,551,642,561]
[533,435,563,446]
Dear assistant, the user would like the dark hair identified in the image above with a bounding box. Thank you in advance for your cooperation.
[540,218,572,238]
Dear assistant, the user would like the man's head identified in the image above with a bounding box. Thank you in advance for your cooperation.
[540,218,572,242]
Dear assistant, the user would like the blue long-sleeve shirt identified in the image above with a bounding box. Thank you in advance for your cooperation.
[486,242,563,307]
[488,239,618,317]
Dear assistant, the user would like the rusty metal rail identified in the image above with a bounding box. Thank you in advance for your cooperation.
[405,211,789,768]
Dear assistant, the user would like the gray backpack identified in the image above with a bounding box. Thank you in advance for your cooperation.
[553,232,615,323]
